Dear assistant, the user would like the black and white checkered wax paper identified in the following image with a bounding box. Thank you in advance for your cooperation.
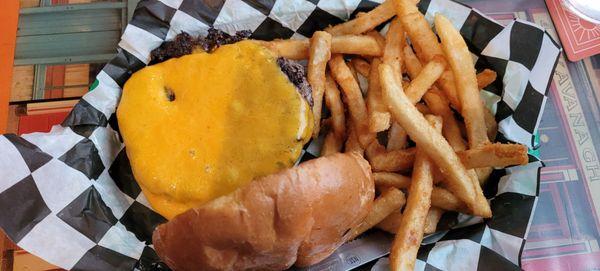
[0,0,560,270]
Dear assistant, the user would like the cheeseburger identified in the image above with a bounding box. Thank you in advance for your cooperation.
[116,29,374,270]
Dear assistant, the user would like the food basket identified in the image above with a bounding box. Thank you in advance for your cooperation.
[0,0,560,270]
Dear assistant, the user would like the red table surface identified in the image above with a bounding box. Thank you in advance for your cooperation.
[457,0,600,270]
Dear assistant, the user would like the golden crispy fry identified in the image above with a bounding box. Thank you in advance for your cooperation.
[424,207,444,234]
[383,18,405,80]
[458,143,529,168]
[351,58,371,77]
[324,74,346,137]
[259,39,308,60]
[321,131,344,156]
[262,35,382,60]
[395,0,442,63]
[367,58,391,133]
[366,140,416,172]
[387,122,408,150]
[484,107,498,141]
[436,71,461,111]
[435,14,489,149]
[382,184,463,214]
[431,187,466,212]
[403,46,466,151]
[467,168,492,217]
[376,210,403,233]
[308,31,332,138]
[380,63,482,213]
[345,121,364,155]
[405,56,446,103]
[332,35,384,56]
[477,69,497,89]
[365,141,526,171]
[374,172,411,189]
[402,45,423,79]
[327,0,396,35]
[395,0,462,111]
[329,55,373,147]
[390,115,439,271]
[346,187,406,240]
[403,48,464,144]
[378,208,442,235]
[422,89,467,151]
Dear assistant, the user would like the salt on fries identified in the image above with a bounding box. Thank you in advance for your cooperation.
[281,0,531,269]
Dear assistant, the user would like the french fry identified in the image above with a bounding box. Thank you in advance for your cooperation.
[383,18,405,80]
[387,122,408,150]
[484,107,498,141]
[403,46,466,151]
[477,69,497,89]
[422,89,467,151]
[395,0,461,111]
[329,55,373,147]
[260,39,308,60]
[405,56,446,104]
[262,35,383,60]
[377,208,443,235]
[376,210,403,233]
[431,187,466,212]
[435,14,489,149]
[467,168,492,217]
[435,14,496,190]
[374,172,411,189]
[424,207,444,234]
[351,58,371,77]
[390,115,440,271]
[355,11,367,18]
[321,131,344,156]
[345,121,364,155]
[324,74,346,137]
[367,58,391,133]
[308,31,332,138]
[327,0,396,35]
[373,179,469,213]
[366,140,416,172]
[458,143,529,168]
[367,141,527,170]
[395,0,442,63]
[436,71,461,111]
[402,45,424,79]
[346,187,406,241]
[380,63,483,214]
[332,35,384,56]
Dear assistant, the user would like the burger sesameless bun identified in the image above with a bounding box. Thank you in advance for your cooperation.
[152,152,374,270]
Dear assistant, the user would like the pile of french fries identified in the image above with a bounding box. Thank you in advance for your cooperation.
[266,0,529,270]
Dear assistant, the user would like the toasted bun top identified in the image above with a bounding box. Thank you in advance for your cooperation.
[153,152,374,270]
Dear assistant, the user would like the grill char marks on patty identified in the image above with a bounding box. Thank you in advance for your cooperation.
[149,29,313,106]
[150,29,252,64]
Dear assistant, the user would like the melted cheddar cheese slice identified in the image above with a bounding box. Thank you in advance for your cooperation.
[117,41,313,219]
